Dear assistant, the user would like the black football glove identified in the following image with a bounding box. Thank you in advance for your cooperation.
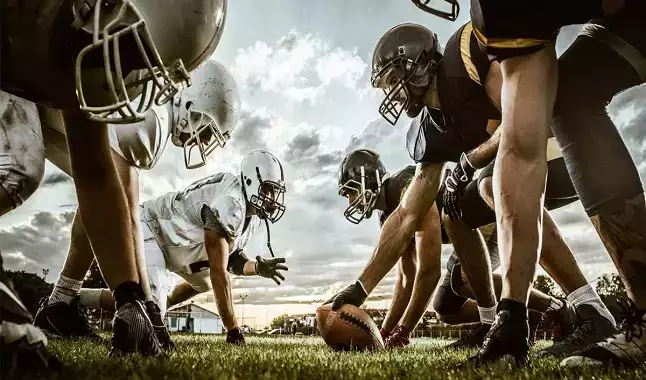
[255,256,288,285]
[226,327,245,344]
[442,168,464,222]
[144,300,175,350]
[325,281,368,311]
[444,152,476,194]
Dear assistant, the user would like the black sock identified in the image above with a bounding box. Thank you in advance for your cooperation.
[113,281,145,310]
[498,298,528,319]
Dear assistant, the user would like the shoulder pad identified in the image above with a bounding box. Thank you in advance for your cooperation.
[406,109,429,163]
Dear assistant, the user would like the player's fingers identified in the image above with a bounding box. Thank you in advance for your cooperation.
[275,264,288,271]
[272,276,281,285]
[275,272,286,281]
[273,258,286,264]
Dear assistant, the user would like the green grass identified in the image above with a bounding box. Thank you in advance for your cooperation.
[45,334,644,380]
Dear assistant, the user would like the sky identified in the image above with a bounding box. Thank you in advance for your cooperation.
[2,0,646,328]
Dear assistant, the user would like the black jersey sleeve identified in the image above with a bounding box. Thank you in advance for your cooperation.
[406,108,463,164]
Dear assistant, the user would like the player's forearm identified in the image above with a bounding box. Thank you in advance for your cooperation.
[210,270,237,330]
[401,265,440,330]
[402,208,442,330]
[382,271,414,332]
[168,281,201,308]
[466,127,501,169]
[358,212,419,293]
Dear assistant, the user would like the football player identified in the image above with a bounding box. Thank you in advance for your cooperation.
[461,0,646,367]
[80,150,289,344]
[1,0,227,356]
[337,149,441,348]
[33,60,241,349]
[328,15,641,363]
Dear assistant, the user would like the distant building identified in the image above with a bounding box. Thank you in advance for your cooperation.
[166,303,223,334]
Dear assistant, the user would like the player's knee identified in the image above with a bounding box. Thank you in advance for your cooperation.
[478,177,495,209]
[432,297,460,325]
[440,209,455,231]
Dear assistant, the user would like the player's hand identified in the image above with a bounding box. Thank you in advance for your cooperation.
[226,327,245,344]
[144,300,176,350]
[325,281,368,311]
[255,256,288,285]
[444,152,476,194]
[442,169,463,222]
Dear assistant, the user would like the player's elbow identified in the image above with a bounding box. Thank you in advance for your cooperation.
[395,204,425,234]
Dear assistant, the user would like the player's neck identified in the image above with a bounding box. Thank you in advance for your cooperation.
[424,77,441,109]
[373,182,388,211]
[245,202,256,217]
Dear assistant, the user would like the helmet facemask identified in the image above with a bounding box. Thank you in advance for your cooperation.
[338,166,383,224]
[251,181,286,223]
[74,0,191,124]
[172,99,231,169]
[411,0,460,21]
[371,44,438,126]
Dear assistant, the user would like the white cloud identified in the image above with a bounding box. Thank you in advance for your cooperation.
[231,29,367,104]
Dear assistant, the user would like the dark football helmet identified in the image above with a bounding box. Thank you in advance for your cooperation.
[338,149,387,224]
[411,0,460,21]
[371,23,443,126]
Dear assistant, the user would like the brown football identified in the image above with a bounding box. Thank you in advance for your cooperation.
[316,303,385,351]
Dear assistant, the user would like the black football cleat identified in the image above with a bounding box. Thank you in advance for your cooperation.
[144,301,175,350]
[538,304,618,358]
[472,299,530,367]
[448,323,491,349]
[110,300,162,357]
[541,301,574,343]
[34,297,103,341]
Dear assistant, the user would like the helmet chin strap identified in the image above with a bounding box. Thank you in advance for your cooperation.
[264,218,276,258]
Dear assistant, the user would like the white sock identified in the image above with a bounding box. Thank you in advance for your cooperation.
[48,275,82,305]
[79,288,105,309]
[546,297,564,313]
[567,283,616,327]
[478,304,497,325]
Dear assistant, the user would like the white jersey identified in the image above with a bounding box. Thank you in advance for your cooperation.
[108,101,171,170]
[141,172,260,277]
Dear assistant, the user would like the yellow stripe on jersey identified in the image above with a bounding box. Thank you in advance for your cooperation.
[461,22,481,85]
[472,25,548,49]
[546,137,563,162]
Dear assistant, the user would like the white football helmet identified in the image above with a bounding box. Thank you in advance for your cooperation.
[171,61,241,169]
[240,151,286,223]
[73,0,227,124]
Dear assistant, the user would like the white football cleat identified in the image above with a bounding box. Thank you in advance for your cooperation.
[561,299,646,367]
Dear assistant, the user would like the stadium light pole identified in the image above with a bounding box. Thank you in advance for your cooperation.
[240,295,248,328]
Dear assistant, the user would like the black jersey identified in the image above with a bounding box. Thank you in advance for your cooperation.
[470,0,605,61]
[406,22,500,165]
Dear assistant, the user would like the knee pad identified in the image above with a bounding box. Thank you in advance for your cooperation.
[0,91,45,209]
[433,273,468,316]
